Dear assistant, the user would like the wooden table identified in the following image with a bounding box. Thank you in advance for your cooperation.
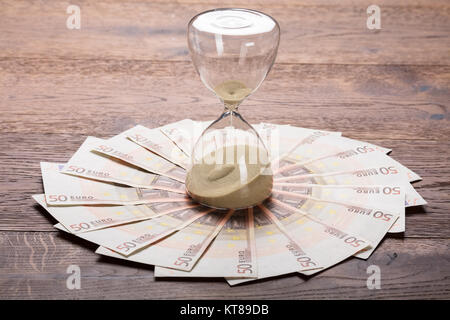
[1,0,449,299]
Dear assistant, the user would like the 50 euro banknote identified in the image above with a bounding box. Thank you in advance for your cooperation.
[271,184,406,233]
[54,205,214,256]
[41,162,187,206]
[125,123,191,169]
[154,208,259,278]
[96,209,233,271]
[225,206,322,285]
[267,194,398,258]
[275,152,426,207]
[270,129,389,166]
[256,123,350,163]
[61,137,185,190]
[159,119,212,158]
[226,203,371,285]
[92,125,187,181]
[275,138,420,183]
[33,193,194,233]
[160,121,341,160]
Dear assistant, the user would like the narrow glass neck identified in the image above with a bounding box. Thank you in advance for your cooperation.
[223,102,241,113]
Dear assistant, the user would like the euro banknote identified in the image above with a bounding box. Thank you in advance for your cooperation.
[33,193,194,233]
[92,134,186,182]
[41,162,186,205]
[55,205,213,255]
[126,124,190,169]
[227,203,370,285]
[275,143,420,182]
[159,119,212,158]
[154,208,258,278]
[161,121,341,160]
[96,209,233,271]
[274,156,426,207]
[271,184,406,233]
[61,137,185,191]
[226,206,323,286]
[267,195,399,258]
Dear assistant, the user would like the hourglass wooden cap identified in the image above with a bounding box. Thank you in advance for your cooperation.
[191,8,278,36]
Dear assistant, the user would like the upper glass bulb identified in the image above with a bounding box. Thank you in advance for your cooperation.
[186,8,280,209]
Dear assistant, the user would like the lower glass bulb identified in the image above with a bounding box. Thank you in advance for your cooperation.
[186,112,273,209]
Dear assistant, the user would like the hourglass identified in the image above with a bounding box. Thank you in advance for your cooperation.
[186,8,280,209]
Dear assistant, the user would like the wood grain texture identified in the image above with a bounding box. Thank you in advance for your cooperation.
[0,232,448,299]
[0,1,449,64]
[1,59,448,140]
[0,0,449,299]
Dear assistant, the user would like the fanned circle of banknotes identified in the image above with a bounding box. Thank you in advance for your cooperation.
[34,119,426,285]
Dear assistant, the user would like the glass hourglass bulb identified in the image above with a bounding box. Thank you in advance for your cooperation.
[186,8,280,209]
